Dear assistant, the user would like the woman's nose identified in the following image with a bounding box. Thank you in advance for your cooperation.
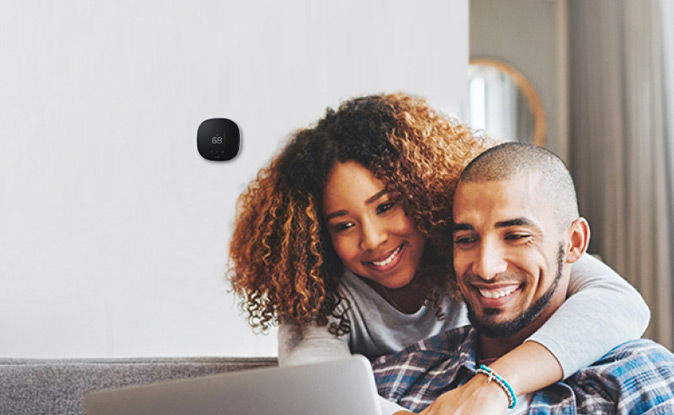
[360,218,387,250]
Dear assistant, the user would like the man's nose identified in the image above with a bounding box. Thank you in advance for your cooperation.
[360,218,387,251]
[471,239,508,279]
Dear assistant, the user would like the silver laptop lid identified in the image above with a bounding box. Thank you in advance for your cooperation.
[83,355,382,415]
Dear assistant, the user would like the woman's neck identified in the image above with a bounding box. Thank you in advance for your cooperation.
[358,276,426,314]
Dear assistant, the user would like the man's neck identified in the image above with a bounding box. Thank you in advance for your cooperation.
[479,323,540,361]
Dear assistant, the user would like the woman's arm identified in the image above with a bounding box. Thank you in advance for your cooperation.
[526,253,650,377]
[277,322,351,366]
[416,253,650,414]
[278,322,408,415]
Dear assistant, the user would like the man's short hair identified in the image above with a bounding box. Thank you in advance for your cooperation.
[459,142,579,229]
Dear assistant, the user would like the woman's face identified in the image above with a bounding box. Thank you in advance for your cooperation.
[322,161,426,289]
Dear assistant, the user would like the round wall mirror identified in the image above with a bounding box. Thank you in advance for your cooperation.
[464,58,547,146]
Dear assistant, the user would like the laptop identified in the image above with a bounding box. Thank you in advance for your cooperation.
[82,355,382,415]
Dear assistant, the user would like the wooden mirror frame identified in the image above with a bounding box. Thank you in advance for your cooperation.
[470,57,547,147]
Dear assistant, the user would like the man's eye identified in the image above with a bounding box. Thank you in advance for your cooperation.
[454,236,476,247]
[505,234,531,241]
[376,201,395,214]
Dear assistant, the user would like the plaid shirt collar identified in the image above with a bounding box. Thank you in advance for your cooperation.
[372,326,484,411]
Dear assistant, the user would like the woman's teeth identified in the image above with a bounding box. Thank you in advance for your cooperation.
[478,286,517,299]
[370,245,403,267]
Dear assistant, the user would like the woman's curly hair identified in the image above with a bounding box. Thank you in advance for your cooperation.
[228,92,489,336]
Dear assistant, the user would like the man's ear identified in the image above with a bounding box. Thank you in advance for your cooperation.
[565,217,590,263]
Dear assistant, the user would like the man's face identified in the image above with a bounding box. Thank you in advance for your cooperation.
[452,174,568,337]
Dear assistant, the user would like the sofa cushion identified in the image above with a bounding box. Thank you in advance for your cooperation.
[0,357,277,415]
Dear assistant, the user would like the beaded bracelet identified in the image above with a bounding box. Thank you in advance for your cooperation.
[475,364,517,409]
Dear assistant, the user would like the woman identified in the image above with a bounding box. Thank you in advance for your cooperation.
[229,93,649,414]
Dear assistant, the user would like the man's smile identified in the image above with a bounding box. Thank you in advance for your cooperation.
[471,282,523,308]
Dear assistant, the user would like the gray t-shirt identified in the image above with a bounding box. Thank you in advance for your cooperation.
[278,254,649,414]
[334,270,469,359]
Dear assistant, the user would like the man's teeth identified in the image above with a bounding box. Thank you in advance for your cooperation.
[478,287,517,299]
[370,245,402,267]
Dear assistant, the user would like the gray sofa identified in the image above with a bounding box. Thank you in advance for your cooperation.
[0,357,277,415]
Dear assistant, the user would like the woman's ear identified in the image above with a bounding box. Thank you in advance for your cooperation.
[565,217,590,263]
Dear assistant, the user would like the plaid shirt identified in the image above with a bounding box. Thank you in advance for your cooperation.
[372,326,674,414]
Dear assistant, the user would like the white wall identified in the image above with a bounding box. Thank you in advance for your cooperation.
[0,0,468,358]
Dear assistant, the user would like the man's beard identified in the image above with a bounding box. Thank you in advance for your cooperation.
[465,244,565,338]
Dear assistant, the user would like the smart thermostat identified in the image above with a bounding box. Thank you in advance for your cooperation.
[197,118,240,161]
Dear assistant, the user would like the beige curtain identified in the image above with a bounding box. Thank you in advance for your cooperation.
[569,0,673,348]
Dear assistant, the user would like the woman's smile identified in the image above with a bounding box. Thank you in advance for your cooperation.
[363,243,405,271]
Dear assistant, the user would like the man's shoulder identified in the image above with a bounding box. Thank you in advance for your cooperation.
[595,339,674,368]
[574,338,674,384]
[567,339,674,413]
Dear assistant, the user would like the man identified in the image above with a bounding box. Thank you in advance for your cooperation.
[372,143,674,414]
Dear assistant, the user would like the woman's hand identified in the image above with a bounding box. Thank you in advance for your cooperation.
[395,374,509,415]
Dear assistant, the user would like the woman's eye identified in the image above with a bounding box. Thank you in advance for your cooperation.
[376,201,395,214]
[333,222,354,233]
